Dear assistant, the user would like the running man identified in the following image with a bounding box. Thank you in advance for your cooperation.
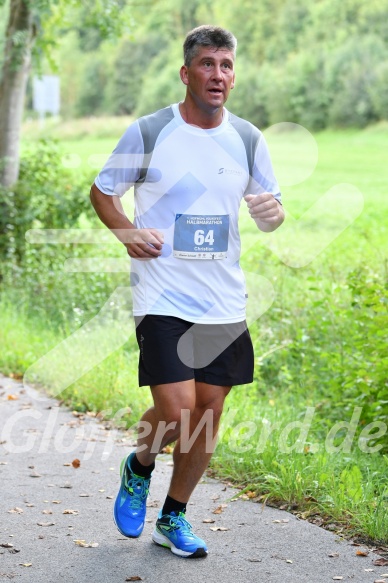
[90,24,284,558]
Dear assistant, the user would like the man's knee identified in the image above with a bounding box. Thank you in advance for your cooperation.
[152,381,196,426]
[193,383,231,427]
[158,402,195,427]
[193,400,225,427]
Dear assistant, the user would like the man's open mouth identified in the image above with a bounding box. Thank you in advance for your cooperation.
[208,88,223,94]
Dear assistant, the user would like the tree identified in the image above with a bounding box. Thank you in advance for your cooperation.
[0,0,135,188]
[0,0,36,187]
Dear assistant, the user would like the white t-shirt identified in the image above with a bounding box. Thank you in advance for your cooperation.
[95,103,281,324]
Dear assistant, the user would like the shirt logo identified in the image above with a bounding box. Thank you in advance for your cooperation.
[218,167,243,176]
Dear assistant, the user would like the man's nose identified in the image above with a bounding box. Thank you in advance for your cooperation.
[212,65,223,80]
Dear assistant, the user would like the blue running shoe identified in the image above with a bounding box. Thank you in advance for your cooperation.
[113,452,151,538]
[152,511,208,558]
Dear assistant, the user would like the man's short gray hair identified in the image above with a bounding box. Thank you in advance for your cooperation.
[183,25,237,66]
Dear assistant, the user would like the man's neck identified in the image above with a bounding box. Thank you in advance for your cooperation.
[179,100,224,129]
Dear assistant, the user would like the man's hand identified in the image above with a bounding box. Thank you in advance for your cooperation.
[125,228,164,259]
[244,193,284,232]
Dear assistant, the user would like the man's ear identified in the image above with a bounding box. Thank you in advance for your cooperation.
[180,65,189,86]
[231,72,235,89]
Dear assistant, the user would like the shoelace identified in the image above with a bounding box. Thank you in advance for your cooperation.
[125,474,150,509]
[169,512,193,534]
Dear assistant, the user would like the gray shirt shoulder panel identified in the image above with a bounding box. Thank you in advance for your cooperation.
[228,112,261,177]
[138,106,175,182]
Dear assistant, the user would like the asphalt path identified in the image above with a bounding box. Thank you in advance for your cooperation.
[1,374,386,583]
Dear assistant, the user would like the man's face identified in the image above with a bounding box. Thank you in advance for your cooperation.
[180,46,235,112]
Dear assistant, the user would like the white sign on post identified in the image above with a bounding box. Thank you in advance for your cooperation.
[32,75,60,124]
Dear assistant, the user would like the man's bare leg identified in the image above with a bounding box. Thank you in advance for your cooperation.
[135,379,196,466]
[167,382,231,503]
[135,380,230,502]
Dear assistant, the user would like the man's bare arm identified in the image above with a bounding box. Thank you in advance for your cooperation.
[90,183,164,259]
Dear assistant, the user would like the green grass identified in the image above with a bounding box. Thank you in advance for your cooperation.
[212,401,388,543]
[1,118,387,544]
[21,115,133,181]
[22,115,134,141]
[0,301,151,422]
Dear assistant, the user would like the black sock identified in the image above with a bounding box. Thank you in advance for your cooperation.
[128,452,155,478]
[162,494,187,516]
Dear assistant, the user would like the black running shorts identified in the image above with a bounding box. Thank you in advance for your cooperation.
[134,315,254,387]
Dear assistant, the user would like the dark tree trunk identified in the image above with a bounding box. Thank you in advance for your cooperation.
[0,0,35,188]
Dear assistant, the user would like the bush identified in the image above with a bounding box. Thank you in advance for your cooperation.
[135,42,184,117]
[325,35,388,127]
[0,140,92,264]
[105,33,166,115]
[226,58,270,128]
[257,266,388,452]
[75,56,108,117]
[262,51,330,130]
[241,33,388,131]
[368,60,388,121]
[338,268,388,438]
[0,140,125,326]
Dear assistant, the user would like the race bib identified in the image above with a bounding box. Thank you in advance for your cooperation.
[173,214,229,259]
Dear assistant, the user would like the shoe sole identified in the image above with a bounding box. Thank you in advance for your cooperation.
[152,529,208,558]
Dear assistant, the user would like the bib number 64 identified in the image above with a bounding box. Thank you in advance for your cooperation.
[194,229,215,246]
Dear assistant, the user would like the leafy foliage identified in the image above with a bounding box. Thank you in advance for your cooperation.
[31,0,134,68]
[75,56,108,117]
[2,0,388,127]
[105,33,166,115]
[0,140,129,323]
[368,61,388,120]
[135,41,184,116]
[343,269,388,435]
[35,0,388,129]
[253,265,388,453]
[0,140,92,262]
